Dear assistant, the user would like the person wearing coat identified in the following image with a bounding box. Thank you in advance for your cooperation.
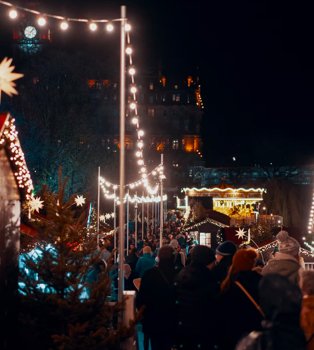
[300,270,314,350]
[175,245,219,349]
[236,273,307,350]
[135,245,156,278]
[262,230,302,285]
[217,248,263,350]
[136,245,177,350]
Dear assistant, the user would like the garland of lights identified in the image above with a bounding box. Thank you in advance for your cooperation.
[0,1,166,201]
[305,184,314,251]
[182,218,229,233]
[0,113,33,199]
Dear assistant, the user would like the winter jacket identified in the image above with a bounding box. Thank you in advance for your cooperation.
[261,252,301,285]
[175,263,220,348]
[301,295,314,350]
[217,270,263,350]
[135,253,156,278]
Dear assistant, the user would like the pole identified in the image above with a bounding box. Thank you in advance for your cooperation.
[114,188,117,262]
[134,192,138,247]
[160,154,164,248]
[126,189,130,255]
[141,191,144,240]
[97,166,100,249]
[118,5,126,304]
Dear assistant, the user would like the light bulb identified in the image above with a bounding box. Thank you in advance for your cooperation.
[137,140,144,149]
[128,67,136,75]
[130,86,137,94]
[131,117,138,124]
[89,22,97,31]
[37,17,47,26]
[126,47,133,55]
[9,9,18,19]
[129,102,136,110]
[138,130,144,137]
[125,23,131,32]
[106,23,114,32]
[60,21,69,31]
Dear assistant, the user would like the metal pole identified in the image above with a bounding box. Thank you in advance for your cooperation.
[126,189,130,255]
[160,154,164,248]
[114,188,117,262]
[134,192,138,247]
[97,166,100,249]
[118,5,126,304]
[147,200,150,236]
[141,192,144,240]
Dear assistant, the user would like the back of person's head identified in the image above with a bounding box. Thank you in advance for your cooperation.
[158,245,175,264]
[143,245,152,254]
[190,245,215,267]
[259,273,302,322]
[169,239,179,250]
[216,240,237,258]
[221,248,258,292]
[231,248,258,275]
[276,230,300,257]
[300,270,314,296]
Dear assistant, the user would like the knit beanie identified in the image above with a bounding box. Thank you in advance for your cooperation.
[191,245,215,266]
[216,240,237,256]
[276,230,300,256]
[231,248,258,275]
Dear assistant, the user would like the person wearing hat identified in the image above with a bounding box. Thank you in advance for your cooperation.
[136,245,177,350]
[212,240,238,288]
[175,245,219,349]
[262,230,302,285]
[236,274,306,350]
[217,248,263,350]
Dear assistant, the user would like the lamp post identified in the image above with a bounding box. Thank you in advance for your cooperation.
[118,5,126,305]
[159,153,164,248]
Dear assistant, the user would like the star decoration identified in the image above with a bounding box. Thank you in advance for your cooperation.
[100,215,106,222]
[29,196,44,213]
[105,213,111,220]
[0,57,24,102]
[74,195,86,207]
[235,228,247,239]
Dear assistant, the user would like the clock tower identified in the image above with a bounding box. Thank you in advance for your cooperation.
[12,3,51,55]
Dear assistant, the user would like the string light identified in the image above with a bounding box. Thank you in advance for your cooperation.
[0,1,165,204]
[60,21,69,31]
[0,113,34,199]
[8,8,17,19]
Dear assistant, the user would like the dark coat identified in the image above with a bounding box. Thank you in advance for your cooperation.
[236,273,306,350]
[217,270,263,350]
[175,262,220,348]
[212,255,233,288]
[136,265,177,337]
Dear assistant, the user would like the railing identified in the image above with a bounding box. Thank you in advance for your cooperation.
[305,263,314,270]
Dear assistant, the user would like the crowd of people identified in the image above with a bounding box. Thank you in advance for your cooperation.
[96,218,314,350]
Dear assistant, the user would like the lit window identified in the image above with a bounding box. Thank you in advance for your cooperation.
[148,108,155,117]
[172,140,179,150]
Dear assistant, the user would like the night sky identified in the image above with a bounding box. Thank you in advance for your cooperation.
[1,0,314,167]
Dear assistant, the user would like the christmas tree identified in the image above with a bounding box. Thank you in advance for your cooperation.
[18,174,134,349]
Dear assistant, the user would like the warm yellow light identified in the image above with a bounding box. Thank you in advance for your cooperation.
[138,129,144,137]
[8,9,18,19]
[125,23,131,32]
[131,117,138,124]
[37,17,47,26]
[129,102,136,110]
[89,22,97,31]
[128,67,136,75]
[60,21,69,30]
[106,23,114,32]
[137,140,144,148]
[137,159,144,165]
[126,47,133,55]
[130,85,137,94]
